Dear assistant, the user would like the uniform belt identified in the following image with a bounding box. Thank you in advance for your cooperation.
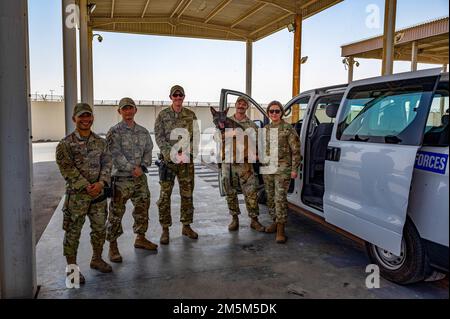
[114,175,135,180]
[65,191,107,203]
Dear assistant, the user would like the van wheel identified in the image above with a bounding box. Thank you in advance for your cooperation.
[365,219,429,285]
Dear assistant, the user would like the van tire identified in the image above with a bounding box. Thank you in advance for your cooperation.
[365,218,430,285]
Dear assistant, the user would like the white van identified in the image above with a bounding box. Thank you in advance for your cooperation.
[218,68,449,284]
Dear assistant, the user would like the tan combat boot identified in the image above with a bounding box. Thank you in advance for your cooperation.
[182,224,199,239]
[90,248,113,273]
[265,221,277,233]
[276,223,287,244]
[134,234,158,251]
[160,226,170,245]
[228,215,239,231]
[250,217,265,232]
[66,255,85,284]
[109,240,123,263]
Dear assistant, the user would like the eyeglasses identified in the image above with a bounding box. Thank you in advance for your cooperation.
[269,109,281,114]
[172,93,184,98]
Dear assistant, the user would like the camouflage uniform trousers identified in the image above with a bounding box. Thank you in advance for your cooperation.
[62,193,107,257]
[262,171,291,224]
[106,174,150,242]
[157,163,195,227]
[221,162,259,218]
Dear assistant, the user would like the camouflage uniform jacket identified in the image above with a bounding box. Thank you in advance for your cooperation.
[56,130,112,193]
[264,120,301,174]
[155,106,199,162]
[106,121,153,177]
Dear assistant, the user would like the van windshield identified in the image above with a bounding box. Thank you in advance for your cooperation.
[337,76,437,145]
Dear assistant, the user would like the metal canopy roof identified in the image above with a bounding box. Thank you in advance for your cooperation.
[87,0,342,41]
[341,16,449,65]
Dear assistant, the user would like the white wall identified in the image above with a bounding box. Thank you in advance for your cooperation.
[30,101,239,141]
[31,101,65,141]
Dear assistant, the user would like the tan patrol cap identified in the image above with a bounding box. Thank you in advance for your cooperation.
[118,97,136,109]
[236,95,249,105]
[170,85,185,96]
[73,103,93,117]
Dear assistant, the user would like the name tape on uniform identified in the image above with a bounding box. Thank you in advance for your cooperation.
[414,151,448,175]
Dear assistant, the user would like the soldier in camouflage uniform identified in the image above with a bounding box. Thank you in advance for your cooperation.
[106,97,158,263]
[56,103,113,284]
[219,96,266,232]
[263,101,301,243]
[154,85,200,244]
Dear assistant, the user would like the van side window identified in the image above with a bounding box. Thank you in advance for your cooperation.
[336,76,437,145]
[423,81,449,147]
[284,96,310,123]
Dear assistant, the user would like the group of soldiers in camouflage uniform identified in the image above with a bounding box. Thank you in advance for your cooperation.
[57,84,300,285]
[56,85,198,284]
[218,97,300,244]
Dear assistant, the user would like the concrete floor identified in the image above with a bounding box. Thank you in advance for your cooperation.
[33,161,66,242]
[35,164,448,299]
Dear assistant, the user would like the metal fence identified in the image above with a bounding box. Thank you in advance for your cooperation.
[31,94,64,102]
[30,96,238,108]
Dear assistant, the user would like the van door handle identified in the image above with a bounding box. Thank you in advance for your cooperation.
[326,146,341,162]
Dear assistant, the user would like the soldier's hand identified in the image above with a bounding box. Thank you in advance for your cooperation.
[132,166,143,177]
[291,171,298,179]
[87,182,103,197]
[176,152,189,164]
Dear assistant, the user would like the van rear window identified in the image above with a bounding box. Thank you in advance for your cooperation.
[336,76,437,145]
[423,81,449,147]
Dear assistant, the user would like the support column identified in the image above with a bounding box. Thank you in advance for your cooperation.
[62,0,78,134]
[0,0,36,298]
[79,0,94,107]
[441,64,448,115]
[348,57,355,83]
[381,0,397,76]
[246,40,252,96]
[411,41,418,71]
[292,14,302,123]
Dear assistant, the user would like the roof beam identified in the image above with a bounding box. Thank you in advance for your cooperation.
[178,0,193,18]
[256,0,296,13]
[170,0,186,18]
[111,0,115,18]
[302,0,343,19]
[141,0,151,18]
[91,16,171,28]
[249,12,292,36]
[178,18,249,39]
[418,39,449,49]
[424,46,450,53]
[204,0,233,23]
[91,16,250,39]
[301,0,319,9]
[231,3,267,28]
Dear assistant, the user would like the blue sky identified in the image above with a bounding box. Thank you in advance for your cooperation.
[28,0,448,103]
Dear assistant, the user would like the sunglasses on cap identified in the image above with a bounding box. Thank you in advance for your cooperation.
[269,109,282,114]
[172,93,184,98]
